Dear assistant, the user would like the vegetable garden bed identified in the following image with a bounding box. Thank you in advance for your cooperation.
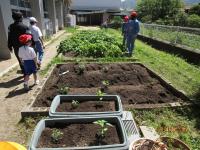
[21,62,190,117]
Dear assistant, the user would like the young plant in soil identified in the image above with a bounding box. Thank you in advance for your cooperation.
[93,120,113,145]
[96,90,105,108]
[77,64,85,75]
[51,129,63,144]
[71,100,79,109]
[101,80,110,92]
[59,86,70,95]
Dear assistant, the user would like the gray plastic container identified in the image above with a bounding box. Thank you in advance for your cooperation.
[29,116,129,150]
[49,95,123,118]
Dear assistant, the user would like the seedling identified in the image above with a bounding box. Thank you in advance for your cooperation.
[78,64,85,75]
[102,66,109,73]
[93,120,113,138]
[71,100,79,109]
[59,86,69,94]
[96,90,105,108]
[102,80,110,86]
[51,129,63,144]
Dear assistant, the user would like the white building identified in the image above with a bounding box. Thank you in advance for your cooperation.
[70,0,123,25]
[0,0,65,59]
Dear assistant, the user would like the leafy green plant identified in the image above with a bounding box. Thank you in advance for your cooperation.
[96,90,105,107]
[71,100,79,109]
[93,120,113,138]
[51,129,63,144]
[57,30,123,57]
[78,64,85,75]
[102,80,110,87]
[59,86,69,94]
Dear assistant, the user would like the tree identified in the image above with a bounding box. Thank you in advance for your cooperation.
[137,0,184,23]
[189,3,200,16]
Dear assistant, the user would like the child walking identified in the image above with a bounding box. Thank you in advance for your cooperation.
[18,34,39,90]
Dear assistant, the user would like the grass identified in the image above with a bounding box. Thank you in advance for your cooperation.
[134,40,200,99]
[141,26,200,51]
[132,107,200,150]
[65,26,79,34]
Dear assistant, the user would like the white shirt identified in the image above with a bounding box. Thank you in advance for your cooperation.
[30,25,42,42]
[18,46,36,60]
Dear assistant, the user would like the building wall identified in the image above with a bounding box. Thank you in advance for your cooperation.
[71,0,122,11]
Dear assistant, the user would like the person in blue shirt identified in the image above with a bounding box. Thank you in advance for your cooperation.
[126,11,140,56]
[122,15,129,50]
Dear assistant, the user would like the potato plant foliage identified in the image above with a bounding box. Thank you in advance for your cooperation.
[58,30,123,58]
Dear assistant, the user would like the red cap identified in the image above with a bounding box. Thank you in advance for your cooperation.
[124,16,129,22]
[19,34,32,44]
[131,11,137,17]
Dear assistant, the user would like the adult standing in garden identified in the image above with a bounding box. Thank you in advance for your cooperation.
[29,17,45,69]
[126,11,140,56]
[122,15,129,49]
[8,11,30,75]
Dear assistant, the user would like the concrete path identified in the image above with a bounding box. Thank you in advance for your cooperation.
[0,31,69,145]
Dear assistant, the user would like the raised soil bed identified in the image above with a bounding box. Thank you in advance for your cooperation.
[29,117,128,150]
[22,63,190,117]
[49,95,123,118]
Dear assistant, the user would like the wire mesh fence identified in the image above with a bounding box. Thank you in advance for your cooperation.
[140,23,200,51]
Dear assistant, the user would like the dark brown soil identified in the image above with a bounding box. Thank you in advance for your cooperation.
[37,123,122,148]
[33,63,185,107]
[57,100,116,112]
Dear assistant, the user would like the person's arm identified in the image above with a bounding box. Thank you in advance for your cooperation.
[136,21,140,35]
[7,25,13,52]
[37,27,45,49]
[31,47,38,68]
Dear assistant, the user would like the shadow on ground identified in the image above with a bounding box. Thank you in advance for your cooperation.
[5,85,34,98]
[175,105,200,130]
[0,76,24,88]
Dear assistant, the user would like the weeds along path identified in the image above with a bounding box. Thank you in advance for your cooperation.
[0,32,69,145]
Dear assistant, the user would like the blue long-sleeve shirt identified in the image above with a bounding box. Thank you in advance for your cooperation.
[122,22,128,35]
[127,19,140,36]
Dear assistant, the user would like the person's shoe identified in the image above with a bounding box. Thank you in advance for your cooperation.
[34,80,40,85]
[24,83,29,91]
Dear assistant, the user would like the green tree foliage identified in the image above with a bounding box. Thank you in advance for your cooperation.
[137,0,184,23]
[189,3,200,16]
[187,14,200,28]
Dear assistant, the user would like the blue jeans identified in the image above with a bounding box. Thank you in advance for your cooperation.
[126,35,137,54]
[35,41,44,63]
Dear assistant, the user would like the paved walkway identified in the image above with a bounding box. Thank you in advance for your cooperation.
[0,31,69,145]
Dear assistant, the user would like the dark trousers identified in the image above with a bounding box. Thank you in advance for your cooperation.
[14,47,25,74]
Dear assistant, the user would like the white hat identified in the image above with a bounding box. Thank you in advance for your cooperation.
[29,17,38,23]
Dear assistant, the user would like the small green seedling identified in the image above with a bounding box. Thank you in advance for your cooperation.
[71,100,79,109]
[93,120,113,138]
[96,89,105,101]
[102,66,109,73]
[51,129,63,144]
[102,80,110,86]
[59,86,69,94]
[78,64,85,74]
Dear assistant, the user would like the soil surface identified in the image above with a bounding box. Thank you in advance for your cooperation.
[57,100,116,112]
[34,63,185,107]
[37,123,121,148]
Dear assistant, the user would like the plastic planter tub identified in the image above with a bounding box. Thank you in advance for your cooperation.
[29,116,129,150]
[49,95,123,118]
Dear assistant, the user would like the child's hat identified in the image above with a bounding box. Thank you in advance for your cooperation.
[29,17,38,23]
[19,34,32,44]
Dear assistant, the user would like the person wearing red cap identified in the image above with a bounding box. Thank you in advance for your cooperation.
[126,11,140,56]
[122,15,129,49]
[18,34,39,90]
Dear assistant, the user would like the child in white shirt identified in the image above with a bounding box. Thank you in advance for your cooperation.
[18,34,39,90]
